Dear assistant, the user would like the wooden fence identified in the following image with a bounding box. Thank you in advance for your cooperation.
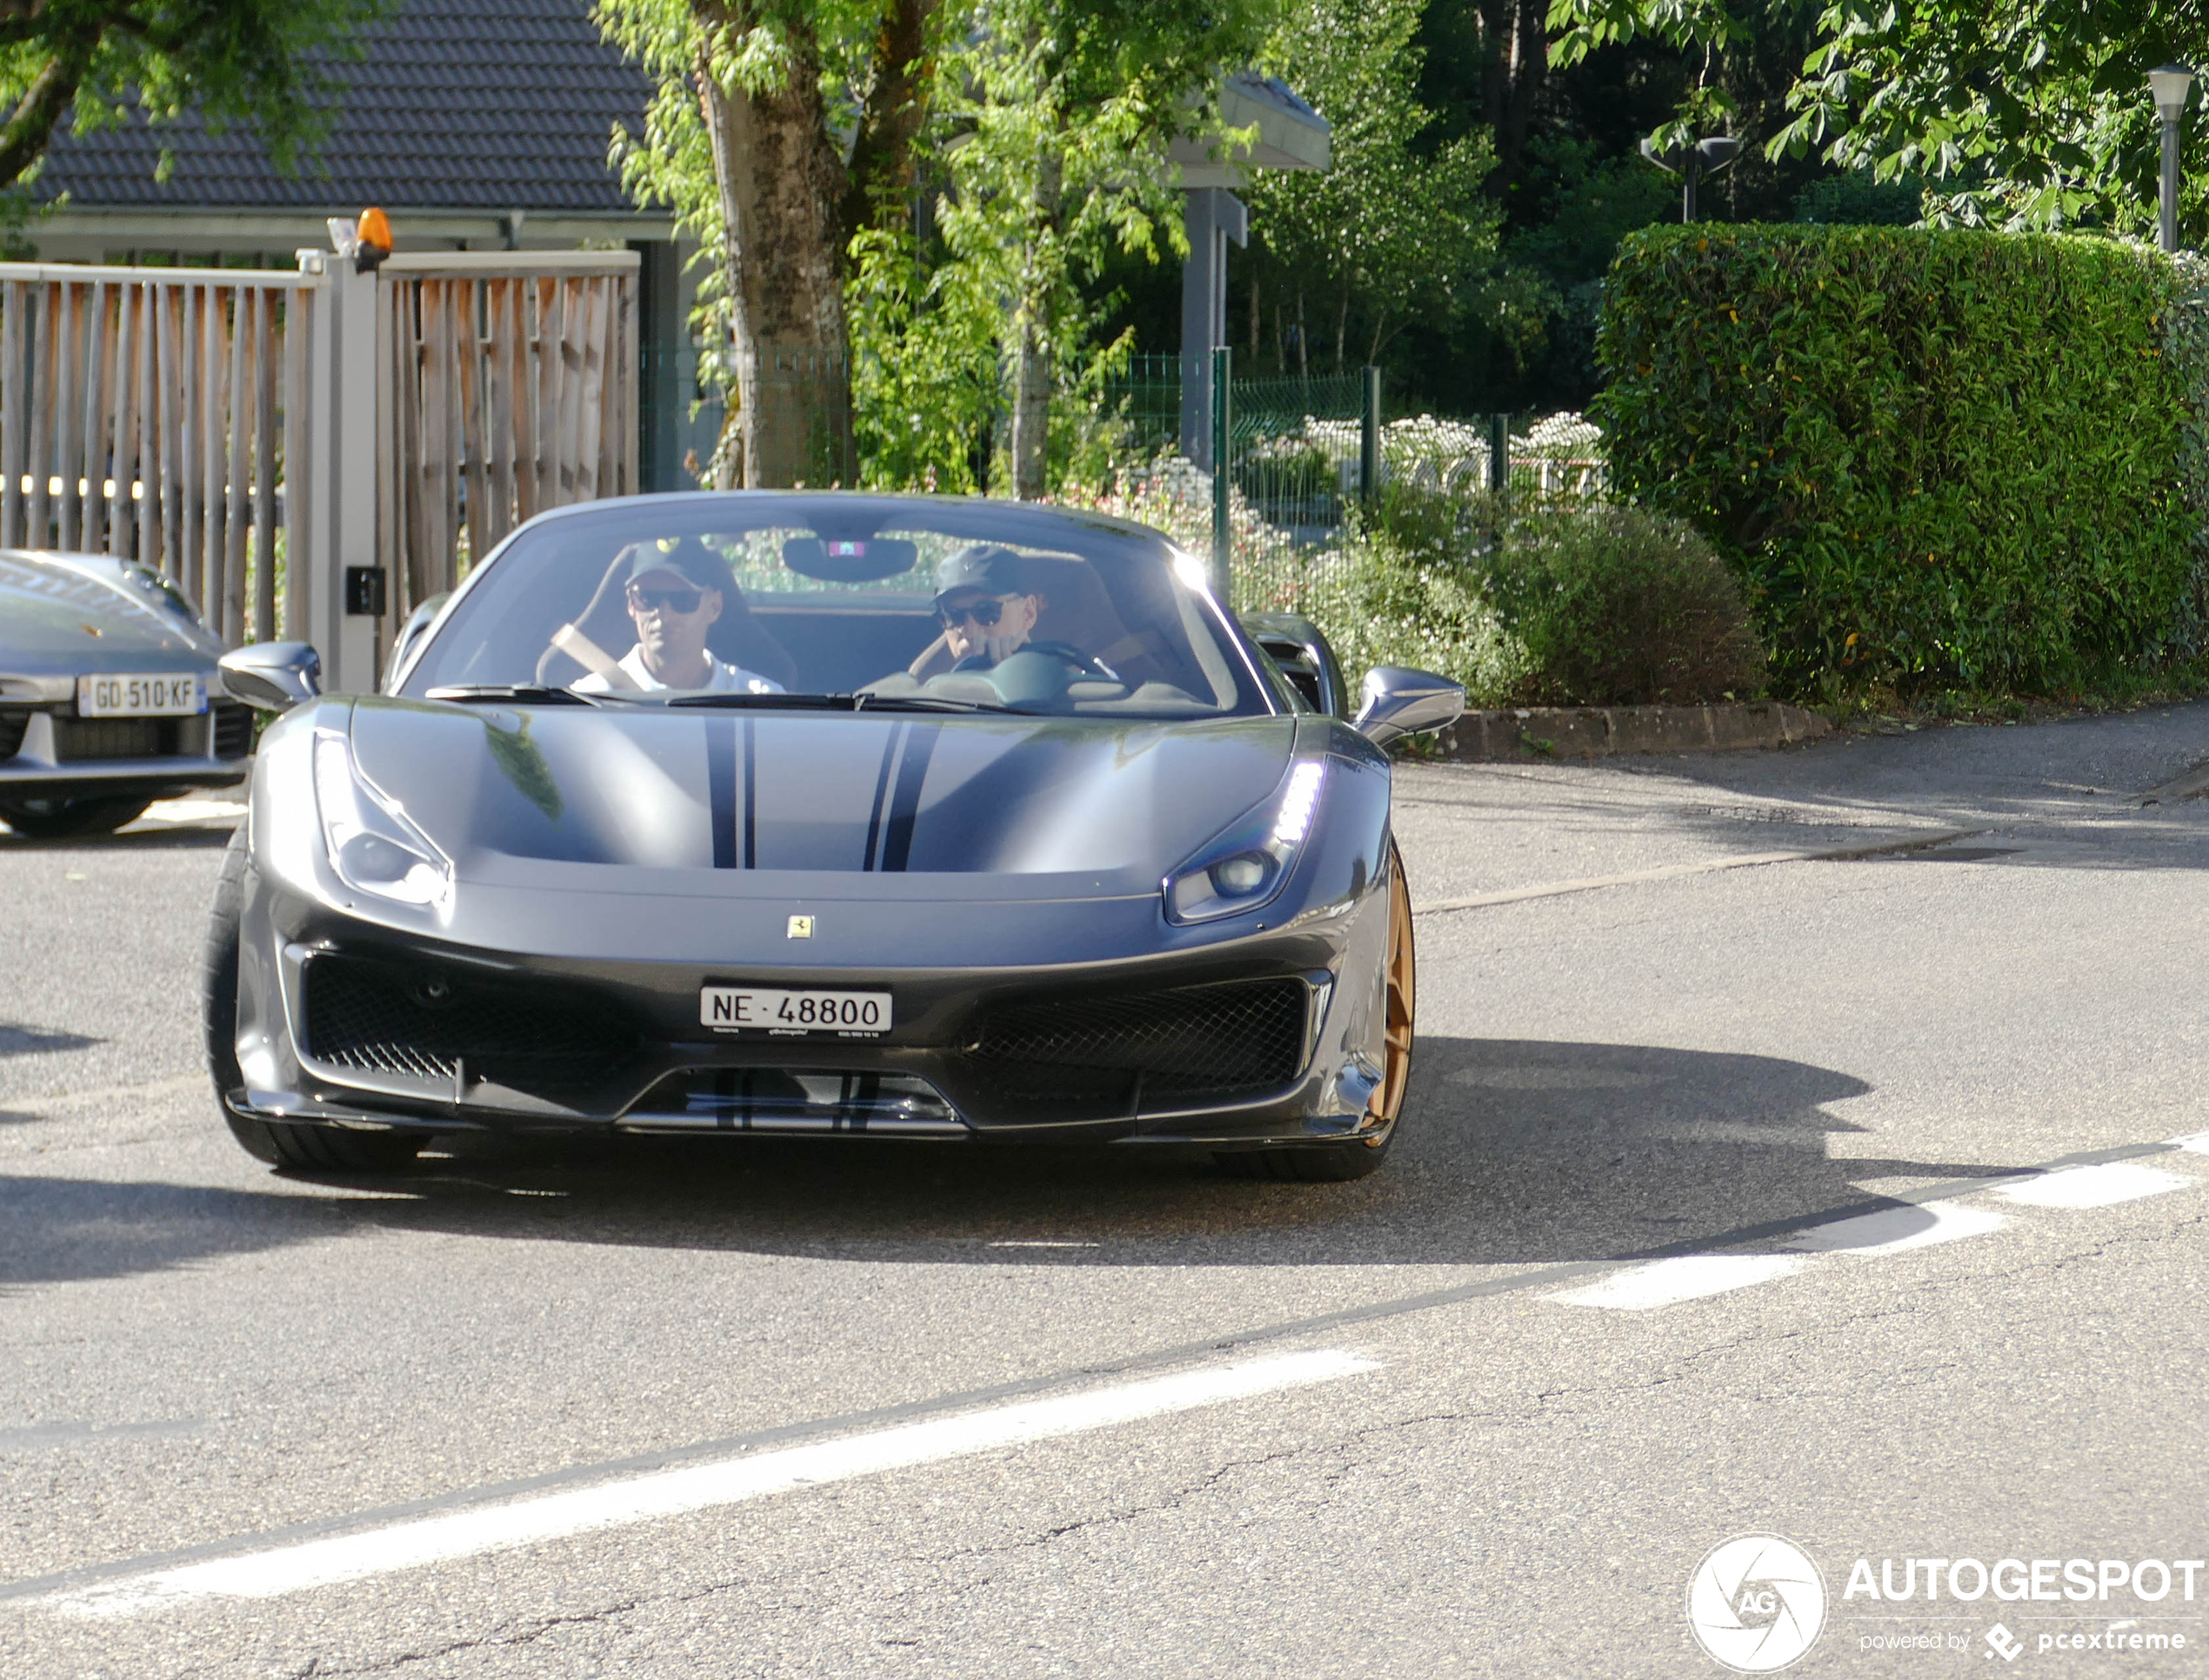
[377,255,638,632]
[0,265,317,645]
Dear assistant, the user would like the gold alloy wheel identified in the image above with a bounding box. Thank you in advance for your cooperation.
[1365,841,1415,1136]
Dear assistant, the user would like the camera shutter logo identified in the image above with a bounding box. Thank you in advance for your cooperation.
[1687,1534,1827,1672]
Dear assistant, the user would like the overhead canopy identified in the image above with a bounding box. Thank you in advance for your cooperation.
[1170,72,1331,189]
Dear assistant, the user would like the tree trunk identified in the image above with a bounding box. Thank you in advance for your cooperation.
[1008,147,1064,502]
[694,8,853,489]
[1333,289,1349,370]
[843,0,941,236]
[1478,0,1548,210]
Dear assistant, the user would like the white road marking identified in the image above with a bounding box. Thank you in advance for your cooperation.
[135,797,246,825]
[1545,1254,1807,1311]
[1995,1163,2196,1210]
[1783,1200,2007,1257]
[43,1349,1377,1617]
[2170,1131,2209,1155]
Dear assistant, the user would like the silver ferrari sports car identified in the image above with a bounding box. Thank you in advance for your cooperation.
[206,494,1464,1179]
[1,551,255,837]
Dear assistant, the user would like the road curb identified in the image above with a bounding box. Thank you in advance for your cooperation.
[1432,702,1832,762]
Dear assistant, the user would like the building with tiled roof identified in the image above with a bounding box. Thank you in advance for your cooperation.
[32,0,667,253]
[28,0,704,489]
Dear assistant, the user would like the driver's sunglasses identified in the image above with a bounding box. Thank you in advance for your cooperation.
[938,595,1011,630]
[629,585,704,614]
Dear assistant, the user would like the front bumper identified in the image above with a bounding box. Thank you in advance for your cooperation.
[0,703,252,796]
[230,870,1395,1151]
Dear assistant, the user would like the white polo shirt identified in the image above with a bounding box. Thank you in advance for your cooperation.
[575,648,785,695]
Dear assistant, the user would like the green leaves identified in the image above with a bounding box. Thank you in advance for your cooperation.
[1598,223,2204,693]
[0,0,387,189]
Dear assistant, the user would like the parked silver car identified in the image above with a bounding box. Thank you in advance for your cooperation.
[0,550,255,837]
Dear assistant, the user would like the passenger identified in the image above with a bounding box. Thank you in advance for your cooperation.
[932,544,1086,671]
[576,543,784,694]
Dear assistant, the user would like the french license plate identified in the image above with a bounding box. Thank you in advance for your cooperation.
[700,986,892,1036]
[77,672,204,717]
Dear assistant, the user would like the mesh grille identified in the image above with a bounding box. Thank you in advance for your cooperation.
[56,717,170,760]
[212,702,255,760]
[964,977,1307,1111]
[303,955,637,1090]
[0,710,27,759]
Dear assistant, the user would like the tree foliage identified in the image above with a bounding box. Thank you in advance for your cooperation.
[0,0,385,190]
[602,0,1262,492]
[1245,0,1500,371]
[1547,0,2209,238]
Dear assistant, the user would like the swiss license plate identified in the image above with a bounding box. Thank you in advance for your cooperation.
[700,986,892,1037]
[77,671,204,717]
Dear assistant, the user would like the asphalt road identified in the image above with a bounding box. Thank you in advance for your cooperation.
[3,710,2209,1678]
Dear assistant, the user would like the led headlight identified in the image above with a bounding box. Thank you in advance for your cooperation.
[1163,759,1325,924]
[312,728,453,908]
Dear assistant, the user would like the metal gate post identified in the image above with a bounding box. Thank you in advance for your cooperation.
[298,249,382,694]
[1487,412,1510,498]
[1358,365,1381,501]
[1211,344,1231,597]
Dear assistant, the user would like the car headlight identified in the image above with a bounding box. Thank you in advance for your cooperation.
[1163,759,1325,924]
[312,728,452,908]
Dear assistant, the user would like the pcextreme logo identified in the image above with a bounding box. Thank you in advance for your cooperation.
[1688,1533,1830,1673]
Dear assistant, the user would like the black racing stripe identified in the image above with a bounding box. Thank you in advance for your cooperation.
[860,720,905,871]
[878,721,939,873]
[704,716,737,870]
[741,716,757,870]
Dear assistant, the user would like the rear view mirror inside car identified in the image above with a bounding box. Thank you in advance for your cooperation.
[782,537,918,583]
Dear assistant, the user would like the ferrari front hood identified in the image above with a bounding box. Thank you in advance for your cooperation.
[348,700,1299,888]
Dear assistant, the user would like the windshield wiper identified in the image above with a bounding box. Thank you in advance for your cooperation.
[662,691,859,710]
[851,692,1021,714]
[424,683,603,705]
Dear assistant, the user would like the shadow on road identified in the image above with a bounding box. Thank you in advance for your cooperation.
[0,1036,2024,1289]
[0,1025,102,1058]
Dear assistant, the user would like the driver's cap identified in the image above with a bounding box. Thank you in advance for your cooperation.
[625,538,731,594]
[932,543,1027,606]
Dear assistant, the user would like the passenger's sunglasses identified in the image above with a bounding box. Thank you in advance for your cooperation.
[629,585,704,615]
[938,595,1013,630]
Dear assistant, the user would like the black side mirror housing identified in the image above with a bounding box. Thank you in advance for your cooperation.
[219,642,323,711]
[1352,666,1465,747]
[1238,610,1350,717]
[384,591,451,691]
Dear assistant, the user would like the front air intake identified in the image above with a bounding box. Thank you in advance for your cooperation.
[302,954,637,1095]
[960,977,1308,1117]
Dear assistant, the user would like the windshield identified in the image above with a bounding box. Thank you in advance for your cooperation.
[397,494,1271,719]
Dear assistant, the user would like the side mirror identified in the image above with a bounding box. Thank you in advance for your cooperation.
[1238,610,1350,717]
[1352,666,1465,747]
[219,642,323,711]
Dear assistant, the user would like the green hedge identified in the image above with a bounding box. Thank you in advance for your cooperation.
[1596,225,2209,693]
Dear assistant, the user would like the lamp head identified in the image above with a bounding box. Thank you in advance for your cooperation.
[1697,136,1744,171]
[2151,63,2195,122]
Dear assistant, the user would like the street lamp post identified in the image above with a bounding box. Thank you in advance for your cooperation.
[1639,136,1744,223]
[2150,63,2194,253]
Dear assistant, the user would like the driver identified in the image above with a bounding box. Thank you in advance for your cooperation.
[933,544,1088,671]
[576,543,785,694]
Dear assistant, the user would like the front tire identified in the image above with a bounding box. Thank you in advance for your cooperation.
[1214,840,1415,1184]
[204,822,422,1173]
[0,793,152,838]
